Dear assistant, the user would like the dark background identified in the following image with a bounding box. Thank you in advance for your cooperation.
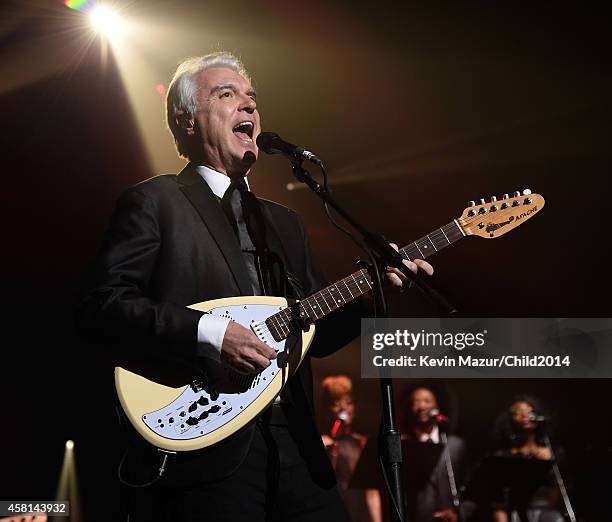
[2,1,611,520]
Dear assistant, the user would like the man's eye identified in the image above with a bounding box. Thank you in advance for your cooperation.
[221,92,232,98]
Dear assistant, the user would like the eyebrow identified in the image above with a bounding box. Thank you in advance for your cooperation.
[210,83,257,99]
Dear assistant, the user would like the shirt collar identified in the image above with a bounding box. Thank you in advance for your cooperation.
[195,164,250,199]
[417,424,440,444]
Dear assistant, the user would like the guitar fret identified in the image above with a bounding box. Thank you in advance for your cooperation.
[430,230,449,250]
[267,318,281,340]
[338,283,348,304]
[414,242,424,257]
[426,234,438,251]
[308,297,322,319]
[275,312,289,338]
[317,291,332,313]
[304,298,319,320]
[343,277,355,299]
[440,226,451,244]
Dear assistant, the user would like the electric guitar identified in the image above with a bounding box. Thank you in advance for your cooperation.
[115,190,544,452]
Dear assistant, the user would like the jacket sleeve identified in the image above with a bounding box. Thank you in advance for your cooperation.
[76,186,203,353]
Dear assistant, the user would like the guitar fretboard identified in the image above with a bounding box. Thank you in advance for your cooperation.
[264,220,464,342]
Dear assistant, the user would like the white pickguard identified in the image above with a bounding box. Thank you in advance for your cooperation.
[141,303,290,442]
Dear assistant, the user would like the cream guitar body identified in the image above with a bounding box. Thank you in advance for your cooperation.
[115,296,314,452]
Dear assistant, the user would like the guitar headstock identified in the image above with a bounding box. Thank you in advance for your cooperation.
[458,189,545,238]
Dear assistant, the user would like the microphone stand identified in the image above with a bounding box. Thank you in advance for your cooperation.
[541,422,576,522]
[288,159,457,522]
[438,423,462,522]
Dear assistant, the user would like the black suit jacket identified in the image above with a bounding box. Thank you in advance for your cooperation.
[78,164,365,487]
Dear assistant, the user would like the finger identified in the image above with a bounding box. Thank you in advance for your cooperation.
[402,259,418,274]
[244,349,273,371]
[234,358,258,375]
[253,340,277,360]
[390,243,399,252]
[386,272,403,287]
[414,258,434,276]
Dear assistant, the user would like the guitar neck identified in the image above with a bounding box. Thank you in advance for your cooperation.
[265,220,465,342]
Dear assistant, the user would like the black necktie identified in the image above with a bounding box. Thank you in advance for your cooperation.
[222,178,262,294]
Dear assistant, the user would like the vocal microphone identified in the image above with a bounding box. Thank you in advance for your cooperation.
[331,411,349,439]
[527,413,547,422]
[256,132,324,166]
[429,408,449,424]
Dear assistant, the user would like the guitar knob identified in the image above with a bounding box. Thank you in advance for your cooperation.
[501,202,509,209]
[523,188,532,195]
[512,200,520,207]
[513,191,521,197]
[490,205,498,212]
[490,196,497,202]
[478,207,487,214]
[479,198,486,205]
[503,193,510,199]
[524,198,532,205]
[468,200,476,207]
[467,210,476,217]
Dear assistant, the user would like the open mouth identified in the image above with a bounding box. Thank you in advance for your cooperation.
[232,121,254,141]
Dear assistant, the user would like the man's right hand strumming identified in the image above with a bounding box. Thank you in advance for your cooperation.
[221,321,278,374]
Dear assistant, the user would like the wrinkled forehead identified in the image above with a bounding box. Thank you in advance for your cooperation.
[196,66,252,93]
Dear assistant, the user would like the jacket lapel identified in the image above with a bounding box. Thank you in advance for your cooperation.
[177,164,253,295]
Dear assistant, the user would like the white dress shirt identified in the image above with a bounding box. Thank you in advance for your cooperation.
[417,424,440,444]
[194,165,250,359]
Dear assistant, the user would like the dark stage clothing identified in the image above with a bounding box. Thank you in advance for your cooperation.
[325,434,373,522]
[489,450,565,522]
[403,435,469,522]
[127,407,350,522]
[77,164,366,519]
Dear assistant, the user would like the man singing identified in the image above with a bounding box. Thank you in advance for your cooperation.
[78,51,433,521]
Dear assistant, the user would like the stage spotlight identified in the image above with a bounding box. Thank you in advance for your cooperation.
[89,4,124,39]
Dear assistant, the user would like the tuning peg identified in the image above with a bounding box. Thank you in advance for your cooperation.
[503,193,509,199]
[513,191,521,197]
[523,188,532,195]
[479,198,486,205]
[490,196,497,202]
[468,200,476,207]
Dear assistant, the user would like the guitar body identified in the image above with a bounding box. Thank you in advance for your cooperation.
[115,296,315,452]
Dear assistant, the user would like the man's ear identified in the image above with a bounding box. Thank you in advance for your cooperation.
[175,110,195,136]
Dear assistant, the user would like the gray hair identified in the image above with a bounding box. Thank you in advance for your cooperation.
[166,52,251,160]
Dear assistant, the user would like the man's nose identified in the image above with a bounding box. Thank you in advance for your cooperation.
[239,95,256,113]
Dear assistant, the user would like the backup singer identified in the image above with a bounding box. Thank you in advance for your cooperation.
[402,385,469,522]
[320,375,382,522]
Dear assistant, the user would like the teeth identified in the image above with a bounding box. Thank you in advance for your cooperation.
[233,121,253,132]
